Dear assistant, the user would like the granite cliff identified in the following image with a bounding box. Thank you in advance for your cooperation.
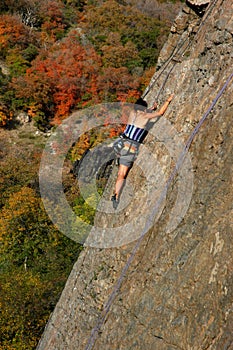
[37,0,233,349]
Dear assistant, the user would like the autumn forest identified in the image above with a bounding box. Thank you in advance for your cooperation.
[0,0,180,348]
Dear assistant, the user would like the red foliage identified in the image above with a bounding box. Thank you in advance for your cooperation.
[98,67,140,102]
[39,0,66,43]
[0,14,31,51]
[13,30,102,123]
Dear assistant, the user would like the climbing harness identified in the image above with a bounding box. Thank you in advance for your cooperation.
[113,137,139,163]
[121,141,138,154]
[85,71,233,350]
[113,137,125,156]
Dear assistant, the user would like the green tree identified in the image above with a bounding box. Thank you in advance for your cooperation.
[80,0,167,69]
[0,186,82,349]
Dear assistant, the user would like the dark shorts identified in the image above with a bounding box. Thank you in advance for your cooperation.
[113,138,140,168]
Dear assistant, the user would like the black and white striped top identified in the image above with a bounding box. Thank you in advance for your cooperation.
[123,124,148,143]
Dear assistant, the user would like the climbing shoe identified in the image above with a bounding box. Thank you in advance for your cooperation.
[111,194,119,209]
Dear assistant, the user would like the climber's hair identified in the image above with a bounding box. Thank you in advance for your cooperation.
[134,97,148,111]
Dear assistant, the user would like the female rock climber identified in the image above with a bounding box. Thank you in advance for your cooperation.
[111,94,174,209]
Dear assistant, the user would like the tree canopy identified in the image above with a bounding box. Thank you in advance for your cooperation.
[0,0,170,128]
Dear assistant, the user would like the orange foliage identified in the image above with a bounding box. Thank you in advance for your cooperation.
[108,125,125,138]
[13,30,102,124]
[98,67,140,102]
[6,187,38,218]
[140,67,156,91]
[0,187,40,249]
[0,14,30,51]
[27,103,42,118]
[5,2,158,126]
[102,32,139,68]
[40,0,66,43]
[0,104,13,126]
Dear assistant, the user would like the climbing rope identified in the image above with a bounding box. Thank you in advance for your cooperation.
[84,2,230,347]
[84,71,233,350]
[142,36,189,100]
[143,0,220,101]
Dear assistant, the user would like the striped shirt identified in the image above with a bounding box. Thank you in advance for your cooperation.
[123,124,148,143]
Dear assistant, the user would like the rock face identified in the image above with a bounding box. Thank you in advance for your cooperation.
[37,0,233,349]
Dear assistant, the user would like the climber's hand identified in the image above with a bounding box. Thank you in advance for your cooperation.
[167,94,175,102]
[151,101,158,110]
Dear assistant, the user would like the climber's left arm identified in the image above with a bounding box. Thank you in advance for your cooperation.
[144,94,174,119]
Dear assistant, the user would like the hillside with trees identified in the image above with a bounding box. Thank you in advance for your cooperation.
[0,1,181,348]
[0,0,181,128]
